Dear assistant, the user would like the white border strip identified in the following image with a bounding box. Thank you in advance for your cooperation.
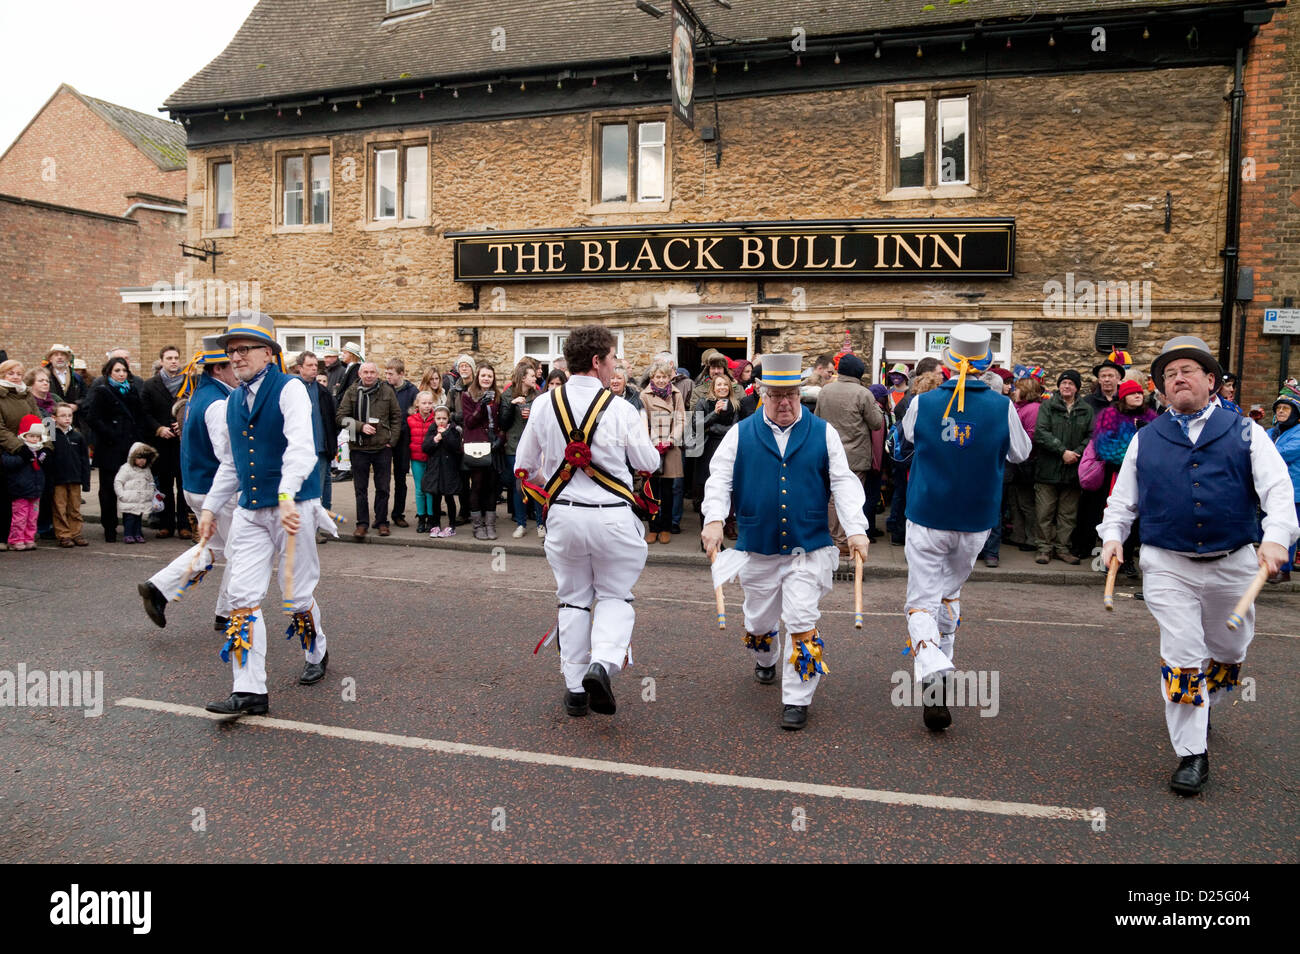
[117,697,1091,821]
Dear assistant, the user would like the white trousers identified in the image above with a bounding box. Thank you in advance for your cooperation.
[738,547,839,706]
[544,504,648,692]
[1140,544,1257,757]
[904,521,990,663]
[223,501,330,695]
[148,490,235,616]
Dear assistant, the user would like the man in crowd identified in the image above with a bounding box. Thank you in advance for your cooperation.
[296,351,338,519]
[886,356,942,546]
[1099,335,1297,795]
[140,344,192,538]
[198,311,336,716]
[899,326,1031,731]
[333,342,362,400]
[514,325,660,719]
[814,352,883,553]
[385,358,419,528]
[703,354,870,731]
[44,344,85,410]
[336,360,401,538]
[1034,369,1094,564]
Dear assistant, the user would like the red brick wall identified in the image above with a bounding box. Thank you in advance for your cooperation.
[0,88,185,217]
[1238,9,1300,409]
[0,196,185,372]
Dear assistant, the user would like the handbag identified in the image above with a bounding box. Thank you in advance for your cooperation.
[1078,441,1104,491]
[463,441,493,468]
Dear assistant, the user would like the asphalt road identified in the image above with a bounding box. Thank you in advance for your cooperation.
[1,537,1296,863]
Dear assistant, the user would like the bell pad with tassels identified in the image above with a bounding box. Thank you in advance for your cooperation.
[743,630,777,653]
[789,628,829,682]
[221,610,257,668]
[1161,661,1205,706]
[285,609,317,654]
[1205,659,1242,696]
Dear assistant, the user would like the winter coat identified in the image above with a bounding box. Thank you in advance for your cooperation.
[498,385,540,455]
[139,371,185,475]
[2,443,46,498]
[460,389,502,447]
[48,426,91,489]
[1033,393,1095,485]
[420,424,464,496]
[304,379,338,459]
[692,398,737,495]
[1268,423,1300,501]
[392,380,419,450]
[408,410,436,463]
[815,375,884,473]
[0,382,40,453]
[641,386,685,479]
[113,442,158,516]
[1009,400,1042,486]
[337,380,403,451]
[82,380,148,469]
[45,364,85,408]
[688,374,745,412]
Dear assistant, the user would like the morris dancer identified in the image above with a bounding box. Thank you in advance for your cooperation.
[900,325,1031,730]
[138,336,238,631]
[1099,335,1297,795]
[197,311,338,717]
[702,353,869,731]
[514,325,660,718]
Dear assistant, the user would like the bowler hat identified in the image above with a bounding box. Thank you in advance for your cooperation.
[1150,335,1223,394]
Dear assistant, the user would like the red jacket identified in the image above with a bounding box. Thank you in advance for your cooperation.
[408,411,436,462]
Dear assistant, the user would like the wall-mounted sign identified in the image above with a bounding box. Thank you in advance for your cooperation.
[671,1,695,130]
[1263,308,1300,336]
[926,333,950,352]
[450,218,1015,283]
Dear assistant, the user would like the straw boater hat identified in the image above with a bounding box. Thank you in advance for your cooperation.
[319,347,339,358]
[72,358,87,371]
[214,310,282,354]
[1150,335,1223,394]
[340,341,364,361]
[178,335,232,399]
[755,353,804,388]
[46,344,74,360]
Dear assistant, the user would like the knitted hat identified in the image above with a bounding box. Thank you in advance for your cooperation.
[991,367,1014,384]
[1272,386,1300,415]
[837,353,866,380]
[1116,379,1144,400]
[869,383,889,406]
[1057,369,1082,389]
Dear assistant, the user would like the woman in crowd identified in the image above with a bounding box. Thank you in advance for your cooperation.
[1033,370,1094,566]
[499,360,544,539]
[447,355,476,523]
[640,359,685,544]
[82,356,147,543]
[461,362,502,540]
[609,366,642,411]
[1267,388,1300,583]
[25,368,56,418]
[1218,373,1244,415]
[418,366,453,414]
[691,373,737,530]
[1007,376,1044,551]
[1082,377,1156,576]
[0,359,40,549]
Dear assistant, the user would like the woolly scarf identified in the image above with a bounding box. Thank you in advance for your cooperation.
[1093,404,1157,466]
[649,381,672,400]
[159,367,185,397]
[357,380,382,425]
[0,378,27,396]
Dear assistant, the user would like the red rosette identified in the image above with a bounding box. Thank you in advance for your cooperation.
[563,440,592,469]
[514,467,529,480]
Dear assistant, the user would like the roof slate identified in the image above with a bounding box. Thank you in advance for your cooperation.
[71,86,187,170]
[165,0,1250,110]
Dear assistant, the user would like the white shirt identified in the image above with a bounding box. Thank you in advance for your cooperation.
[204,381,233,468]
[203,372,319,513]
[514,373,661,505]
[1098,404,1300,552]
[701,406,867,536]
[901,391,1032,464]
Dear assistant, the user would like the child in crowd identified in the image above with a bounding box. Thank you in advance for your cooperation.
[421,405,462,537]
[3,415,48,551]
[408,390,438,534]
[47,403,90,547]
[113,442,158,544]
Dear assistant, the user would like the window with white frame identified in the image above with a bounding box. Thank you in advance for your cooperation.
[279,150,330,227]
[515,329,625,372]
[210,159,233,230]
[371,142,428,222]
[277,328,364,360]
[887,89,975,193]
[594,116,668,205]
[870,322,1011,383]
[386,0,429,12]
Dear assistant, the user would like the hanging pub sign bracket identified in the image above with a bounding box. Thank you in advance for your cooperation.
[179,240,222,275]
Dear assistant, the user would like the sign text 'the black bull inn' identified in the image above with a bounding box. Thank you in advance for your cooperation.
[450,219,1015,283]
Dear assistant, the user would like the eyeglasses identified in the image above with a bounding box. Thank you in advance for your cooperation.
[767,390,800,404]
[225,344,270,357]
[1162,367,1206,382]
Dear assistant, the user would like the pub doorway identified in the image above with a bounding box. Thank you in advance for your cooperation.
[676,336,748,378]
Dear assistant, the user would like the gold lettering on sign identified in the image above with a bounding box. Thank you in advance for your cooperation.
[547,242,565,272]
[488,243,511,274]
[832,235,858,269]
[582,241,604,271]
[516,242,544,272]
[695,237,723,270]
[607,240,631,272]
[769,236,798,270]
[663,237,691,271]
[631,239,660,271]
[875,235,889,268]
[929,233,965,268]
[802,235,829,269]
[739,236,765,269]
[892,234,926,269]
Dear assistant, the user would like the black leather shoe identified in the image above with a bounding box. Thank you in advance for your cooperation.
[214,615,229,633]
[780,704,808,730]
[138,582,167,629]
[1169,752,1209,796]
[581,663,616,715]
[300,650,329,685]
[205,692,268,716]
[921,677,952,730]
[754,664,777,685]
[563,690,589,717]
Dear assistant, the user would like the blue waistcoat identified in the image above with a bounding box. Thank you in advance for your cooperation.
[905,378,1010,532]
[225,366,322,510]
[1137,408,1258,553]
[733,410,832,555]
[180,373,230,497]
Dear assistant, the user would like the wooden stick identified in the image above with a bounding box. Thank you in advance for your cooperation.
[281,526,297,615]
[1103,556,1120,611]
[854,552,864,629]
[709,551,726,629]
[1226,565,1270,631]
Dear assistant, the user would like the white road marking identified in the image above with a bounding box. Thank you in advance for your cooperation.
[116,696,1092,822]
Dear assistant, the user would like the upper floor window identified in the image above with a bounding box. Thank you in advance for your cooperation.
[594,117,668,206]
[371,142,428,222]
[210,159,233,231]
[280,150,330,227]
[386,0,429,12]
[887,90,976,196]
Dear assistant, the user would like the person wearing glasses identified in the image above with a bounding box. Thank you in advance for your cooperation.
[701,354,869,732]
[1099,335,1298,796]
[196,311,338,717]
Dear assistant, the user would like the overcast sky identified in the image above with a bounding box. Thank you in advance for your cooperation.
[0,0,259,155]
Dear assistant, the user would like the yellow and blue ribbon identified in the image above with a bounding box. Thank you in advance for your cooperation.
[221,613,256,668]
[789,629,828,682]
